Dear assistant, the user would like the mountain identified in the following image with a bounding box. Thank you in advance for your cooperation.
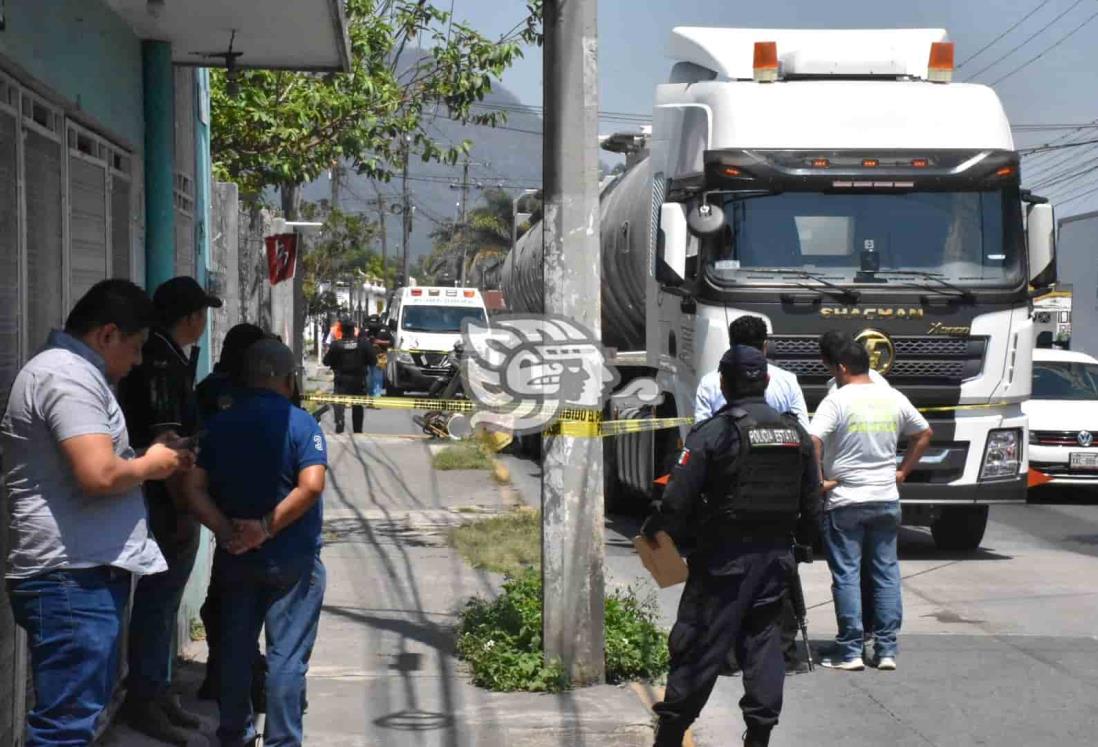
[300,83,543,274]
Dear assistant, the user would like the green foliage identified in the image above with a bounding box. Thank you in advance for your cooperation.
[422,187,515,286]
[451,509,540,575]
[211,0,542,199]
[457,569,569,692]
[456,567,670,692]
[302,207,384,315]
[432,440,493,470]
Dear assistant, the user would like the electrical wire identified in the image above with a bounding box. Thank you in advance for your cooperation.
[957,0,1054,68]
[989,7,1098,85]
[964,0,1085,80]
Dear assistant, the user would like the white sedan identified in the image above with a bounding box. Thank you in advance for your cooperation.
[1023,348,1098,488]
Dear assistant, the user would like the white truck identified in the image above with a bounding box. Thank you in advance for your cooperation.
[502,27,1058,550]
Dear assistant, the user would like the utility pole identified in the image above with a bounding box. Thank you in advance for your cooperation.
[330,162,342,212]
[373,185,389,288]
[400,138,412,286]
[541,0,604,685]
[458,158,470,286]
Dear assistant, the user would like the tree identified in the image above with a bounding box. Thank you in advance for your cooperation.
[302,208,377,316]
[211,0,542,218]
[422,187,514,287]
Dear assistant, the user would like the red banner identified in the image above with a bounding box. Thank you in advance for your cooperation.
[265,233,298,286]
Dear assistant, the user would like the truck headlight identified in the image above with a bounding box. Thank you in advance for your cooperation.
[396,351,415,365]
[980,428,1022,481]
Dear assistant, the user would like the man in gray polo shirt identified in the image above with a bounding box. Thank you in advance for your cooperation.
[3,279,193,746]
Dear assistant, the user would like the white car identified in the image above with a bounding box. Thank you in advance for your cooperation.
[1023,348,1098,488]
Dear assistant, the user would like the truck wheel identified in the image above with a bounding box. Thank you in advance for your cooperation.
[931,505,989,552]
[604,439,628,515]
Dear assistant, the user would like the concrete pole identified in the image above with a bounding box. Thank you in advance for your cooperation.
[401,140,412,285]
[142,41,175,291]
[541,0,605,685]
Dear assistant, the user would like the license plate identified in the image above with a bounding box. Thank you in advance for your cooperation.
[1070,452,1098,471]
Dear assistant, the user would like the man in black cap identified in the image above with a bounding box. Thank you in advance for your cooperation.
[322,318,376,434]
[643,345,822,747]
[117,275,221,743]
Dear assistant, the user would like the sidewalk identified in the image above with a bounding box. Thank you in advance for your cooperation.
[103,413,655,746]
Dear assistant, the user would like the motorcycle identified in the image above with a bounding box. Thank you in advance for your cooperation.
[412,341,467,439]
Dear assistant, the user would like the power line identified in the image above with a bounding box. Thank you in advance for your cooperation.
[957,0,1054,68]
[1050,178,1098,206]
[989,7,1098,85]
[964,0,1085,80]
[1019,136,1098,155]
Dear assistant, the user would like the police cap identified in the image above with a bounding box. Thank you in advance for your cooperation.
[718,344,768,382]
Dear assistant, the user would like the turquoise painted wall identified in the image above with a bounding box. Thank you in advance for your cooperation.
[0,0,143,148]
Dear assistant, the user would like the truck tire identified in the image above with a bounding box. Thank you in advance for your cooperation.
[931,505,989,552]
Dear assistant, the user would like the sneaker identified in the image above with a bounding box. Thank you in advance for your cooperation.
[820,657,865,671]
[876,656,897,671]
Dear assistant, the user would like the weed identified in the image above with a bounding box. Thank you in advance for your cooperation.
[451,510,540,575]
[456,567,669,692]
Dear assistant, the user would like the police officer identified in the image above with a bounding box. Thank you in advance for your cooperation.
[117,276,222,743]
[323,318,376,433]
[643,345,822,747]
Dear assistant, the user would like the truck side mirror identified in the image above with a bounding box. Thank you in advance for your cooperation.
[687,200,725,237]
[1027,202,1056,288]
[657,202,689,286]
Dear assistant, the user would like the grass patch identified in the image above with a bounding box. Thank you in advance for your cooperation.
[451,509,540,575]
[456,567,669,692]
[432,440,494,470]
[189,618,206,642]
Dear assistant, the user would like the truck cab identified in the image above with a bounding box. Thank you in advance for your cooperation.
[642,27,1057,550]
[384,286,488,394]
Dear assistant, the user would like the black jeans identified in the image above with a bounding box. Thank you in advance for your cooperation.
[333,378,364,434]
[200,550,265,698]
[654,544,792,744]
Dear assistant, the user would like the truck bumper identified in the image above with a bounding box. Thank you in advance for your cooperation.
[900,475,1027,504]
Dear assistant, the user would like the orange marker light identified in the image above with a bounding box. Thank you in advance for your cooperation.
[912,158,929,168]
[928,41,954,83]
[1027,467,1053,488]
[463,290,475,297]
[722,166,743,177]
[862,159,880,168]
[811,158,830,168]
[753,41,779,82]
[996,166,1015,177]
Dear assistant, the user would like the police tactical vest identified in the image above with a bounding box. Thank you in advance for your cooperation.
[709,408,804,525]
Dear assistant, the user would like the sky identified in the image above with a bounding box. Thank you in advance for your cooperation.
[456,0,1098,217]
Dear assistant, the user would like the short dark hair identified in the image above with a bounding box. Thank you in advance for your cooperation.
[64,279,157,337]
[340,319,356,337]
[833,339,870,375]
[819,330,852,366]
[216,323,268,379]
[728,315,768,350]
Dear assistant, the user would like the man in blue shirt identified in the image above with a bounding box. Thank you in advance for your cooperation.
[184,339,327,747]
[694,315,808,428]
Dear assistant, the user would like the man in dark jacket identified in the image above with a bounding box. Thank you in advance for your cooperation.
[643,345,822,747]
[323,319,376,434]
[117,276,222,743]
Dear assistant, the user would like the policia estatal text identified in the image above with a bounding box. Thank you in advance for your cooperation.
[643,345,822,747]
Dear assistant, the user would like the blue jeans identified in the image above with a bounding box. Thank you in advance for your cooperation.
[6,567,131,746]
[822,501,903,661]
[127,528,199,699]
[217,551,325,747]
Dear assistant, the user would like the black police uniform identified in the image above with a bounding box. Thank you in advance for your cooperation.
[323,331,377,433]
[646,393,821,746]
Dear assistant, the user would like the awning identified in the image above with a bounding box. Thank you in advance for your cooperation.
[105,0,351,72]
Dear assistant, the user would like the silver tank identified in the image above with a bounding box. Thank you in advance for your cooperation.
[500,156,651,351]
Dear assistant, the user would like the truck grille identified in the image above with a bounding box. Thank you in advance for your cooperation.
[767,335,987,384]
[1031,430,1097,447]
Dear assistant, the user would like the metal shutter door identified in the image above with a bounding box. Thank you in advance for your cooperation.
[0,111,18,412]
[69,156,107,303]
[24,130,63,348]
[110,174,130,279]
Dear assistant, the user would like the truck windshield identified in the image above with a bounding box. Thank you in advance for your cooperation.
[401,305,486,333]
[707,190,1023,289]
[1032,361,1098,401]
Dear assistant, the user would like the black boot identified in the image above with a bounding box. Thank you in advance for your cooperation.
[122,697,191,745]
[653,721,687,747]
[744,725,771,747]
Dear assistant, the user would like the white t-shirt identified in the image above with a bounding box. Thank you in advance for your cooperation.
[809,382,929,509]
[826,367,888,392]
